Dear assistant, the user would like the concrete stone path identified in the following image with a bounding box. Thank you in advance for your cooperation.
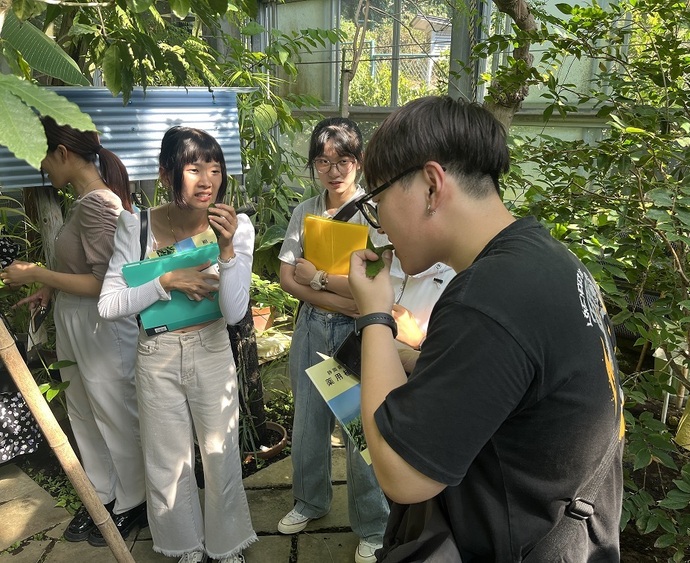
[0,448,361,562]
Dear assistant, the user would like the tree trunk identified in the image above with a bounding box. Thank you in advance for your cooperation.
[0,0,10,35]
[24,188,63,271]
[485,0,537,129]
[340,0,370,117]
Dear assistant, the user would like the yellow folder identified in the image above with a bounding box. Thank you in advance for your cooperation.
[303,214,369,275]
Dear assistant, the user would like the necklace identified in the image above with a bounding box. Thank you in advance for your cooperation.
[166,203,179,243]
[395,274,408,304]
[76,177,103,199]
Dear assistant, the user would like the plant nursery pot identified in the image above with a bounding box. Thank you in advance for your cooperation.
[252,306,274,332]
[256,420,288,460]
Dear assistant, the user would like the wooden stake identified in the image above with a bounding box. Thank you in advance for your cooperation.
[0,319,135,563]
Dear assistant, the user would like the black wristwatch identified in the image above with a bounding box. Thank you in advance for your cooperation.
[354,313,398,339]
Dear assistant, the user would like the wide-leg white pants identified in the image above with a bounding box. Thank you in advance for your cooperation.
[54,291,145,514]
[135,318,257,559]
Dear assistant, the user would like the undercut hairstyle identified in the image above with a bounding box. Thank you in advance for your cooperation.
[307,117,363,182]
[159,126,228,207]
[41,116,133,212]
[363,96,510,197]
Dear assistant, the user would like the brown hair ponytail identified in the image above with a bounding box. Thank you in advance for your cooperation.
[41,116,133,212]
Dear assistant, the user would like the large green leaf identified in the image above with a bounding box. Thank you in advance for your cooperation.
[0,74,95,169]
[169,0,191,19]
[0,84,45,169]
[102,44,123,96]
[125,0,154,13]
[253,103,278,134]
[1,11,90,86]
[0,74,95,130]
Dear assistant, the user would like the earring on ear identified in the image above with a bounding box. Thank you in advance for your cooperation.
[426,204,436,216]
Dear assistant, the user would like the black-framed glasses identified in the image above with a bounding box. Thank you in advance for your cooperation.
[313,158,357,175]
[355,165,424,229]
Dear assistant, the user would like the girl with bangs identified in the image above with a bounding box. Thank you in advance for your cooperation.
[99,126,256,563]
[277,117,389,563]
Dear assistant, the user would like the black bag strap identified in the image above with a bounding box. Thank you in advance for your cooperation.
[139,208,149,261]
[524,429,622,561]
[333,197,360,222]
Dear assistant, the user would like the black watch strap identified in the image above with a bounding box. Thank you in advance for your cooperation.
[354,312,398,339]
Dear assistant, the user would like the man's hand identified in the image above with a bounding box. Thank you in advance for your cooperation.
[393,304,425,349]
[348,248,395,316]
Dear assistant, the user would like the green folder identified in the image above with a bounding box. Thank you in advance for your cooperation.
[122,244,221,335]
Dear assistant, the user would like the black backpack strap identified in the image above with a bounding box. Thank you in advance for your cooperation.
[332,197,360,222]
[139,208,149,261]
[524,429,622,561]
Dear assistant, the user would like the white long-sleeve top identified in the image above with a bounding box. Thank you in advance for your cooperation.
[98,209,255,326]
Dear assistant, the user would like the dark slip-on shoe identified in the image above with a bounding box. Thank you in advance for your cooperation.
[64,500,115,542]
[87,501,148,547]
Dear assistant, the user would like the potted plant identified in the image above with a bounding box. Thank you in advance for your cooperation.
[229,274,297,461]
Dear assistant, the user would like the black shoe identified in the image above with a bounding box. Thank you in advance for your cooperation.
[64,505,94,542]
[87,501,148,547]
[64,500,115,542]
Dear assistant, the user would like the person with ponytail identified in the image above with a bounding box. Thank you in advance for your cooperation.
[3,116,147,545]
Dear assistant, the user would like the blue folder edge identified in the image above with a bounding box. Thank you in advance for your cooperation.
[121,244,221,335]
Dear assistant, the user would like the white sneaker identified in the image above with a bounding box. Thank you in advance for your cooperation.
[219,554,245,563]
[355,539,382,563]
[331,421,345,447]
[178,552,206,563]
[277,508,312,534]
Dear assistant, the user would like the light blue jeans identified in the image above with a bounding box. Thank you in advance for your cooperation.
[289,303,389,543]
[135,319,257,559]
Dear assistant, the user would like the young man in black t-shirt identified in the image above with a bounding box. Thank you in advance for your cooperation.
[348,96,623,562]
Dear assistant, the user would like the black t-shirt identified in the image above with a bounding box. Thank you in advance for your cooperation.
[375,217,623,562]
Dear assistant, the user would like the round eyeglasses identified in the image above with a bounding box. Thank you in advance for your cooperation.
[313,158,356,175]
[355,165,424,229]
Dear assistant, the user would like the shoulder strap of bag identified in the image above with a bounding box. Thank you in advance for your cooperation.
[524,429,622,561]
[333,197,360,222]
[139,208,149,261]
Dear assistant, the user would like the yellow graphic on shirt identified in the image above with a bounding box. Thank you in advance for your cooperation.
[602,335,625,439]
[578,268,624,440]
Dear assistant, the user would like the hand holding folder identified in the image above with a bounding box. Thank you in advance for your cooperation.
[122,244,221,335]
[303,214,369,275]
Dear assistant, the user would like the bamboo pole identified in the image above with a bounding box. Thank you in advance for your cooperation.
[0,319,135,563]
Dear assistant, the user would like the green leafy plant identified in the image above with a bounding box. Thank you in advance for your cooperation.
[22,465,80,514]
[250,273,298,320]
[483,0,690,558]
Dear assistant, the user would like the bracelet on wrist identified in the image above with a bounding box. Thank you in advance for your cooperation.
[217,254,236,264]
[354,312,398,339]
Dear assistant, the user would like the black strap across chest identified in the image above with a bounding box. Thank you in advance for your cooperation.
[139,208,149,261]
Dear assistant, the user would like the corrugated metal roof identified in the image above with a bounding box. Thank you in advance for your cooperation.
[0,86,242,190]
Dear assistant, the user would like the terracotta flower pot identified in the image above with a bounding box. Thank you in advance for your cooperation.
[252,306,274,332]
[256,421,288,460]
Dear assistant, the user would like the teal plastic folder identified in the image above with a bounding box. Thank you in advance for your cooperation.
[122,244,221,335]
